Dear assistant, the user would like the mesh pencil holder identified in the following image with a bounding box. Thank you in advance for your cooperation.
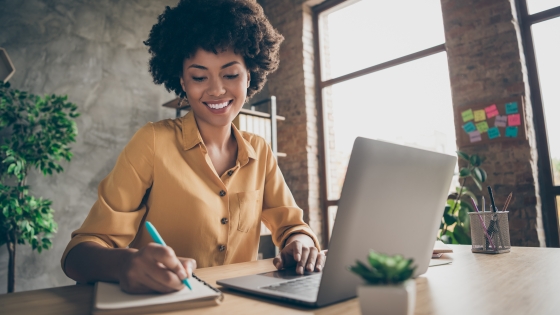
[468,211,511,254]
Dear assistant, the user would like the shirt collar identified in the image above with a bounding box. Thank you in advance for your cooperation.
[181,111,257,164]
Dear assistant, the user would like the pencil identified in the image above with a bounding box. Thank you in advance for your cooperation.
[503,193,513,212]
[470,197,496,251]
[487,186,498,212]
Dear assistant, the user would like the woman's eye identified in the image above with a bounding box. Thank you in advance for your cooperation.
[224,74,239,80]
[192,76,205,82]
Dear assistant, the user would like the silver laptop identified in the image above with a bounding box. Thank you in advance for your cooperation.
[217,137,457,307]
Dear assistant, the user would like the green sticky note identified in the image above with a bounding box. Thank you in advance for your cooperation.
[476,121,489,133]
[463,121,476,133]
[462,109,474,122]
[505,126,518,137]
[488,127,500,139]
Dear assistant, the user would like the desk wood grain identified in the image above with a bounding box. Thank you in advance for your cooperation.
[1,245,560,315]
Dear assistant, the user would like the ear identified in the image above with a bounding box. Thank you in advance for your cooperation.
[247,72,251,86]
[180,76,186,92]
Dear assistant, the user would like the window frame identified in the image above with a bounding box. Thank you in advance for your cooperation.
[311,0,447,244]
[516,0,560,247]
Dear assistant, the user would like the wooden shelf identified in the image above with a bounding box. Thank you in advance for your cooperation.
[0,48,16,82]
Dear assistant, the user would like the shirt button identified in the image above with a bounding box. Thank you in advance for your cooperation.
[227,170,234,176]
[218,245,226,252]
[221,218,228,224]
[219,190,226,197]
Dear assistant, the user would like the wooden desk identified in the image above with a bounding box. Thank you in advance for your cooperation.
[2,245,560,315]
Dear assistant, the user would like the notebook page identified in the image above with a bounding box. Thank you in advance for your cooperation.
[95,277,219,310]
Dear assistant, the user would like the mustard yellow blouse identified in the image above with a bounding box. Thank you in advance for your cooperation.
[61,111,319,272]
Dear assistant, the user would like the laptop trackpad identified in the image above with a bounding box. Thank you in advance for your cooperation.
[259,269,318,280]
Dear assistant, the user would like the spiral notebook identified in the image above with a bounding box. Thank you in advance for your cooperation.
[92,274,223,315]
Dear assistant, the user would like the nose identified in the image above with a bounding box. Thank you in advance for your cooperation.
[207,76,226,96]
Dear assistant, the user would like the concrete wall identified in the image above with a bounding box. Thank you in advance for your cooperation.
[0,0,178,293]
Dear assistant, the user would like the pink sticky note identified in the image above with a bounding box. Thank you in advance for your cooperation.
[508,114,521,126]
[485,104,499,118]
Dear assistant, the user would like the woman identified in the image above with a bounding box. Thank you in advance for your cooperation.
[62,0,324,294]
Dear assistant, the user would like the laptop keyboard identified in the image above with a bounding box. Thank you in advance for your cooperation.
[260,275,320,298]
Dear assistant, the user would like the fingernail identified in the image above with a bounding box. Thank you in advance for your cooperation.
[309,264,314,271]
[178,270,187,280]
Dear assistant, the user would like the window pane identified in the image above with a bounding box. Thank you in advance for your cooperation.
[323,52,456,200]
[527,0,560,14]
[318,0,445,80]
[327,206,338,241]
[532,18,560,185]
[557,196,560,226]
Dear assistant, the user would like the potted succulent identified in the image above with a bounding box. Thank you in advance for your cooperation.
[349,251,416,315]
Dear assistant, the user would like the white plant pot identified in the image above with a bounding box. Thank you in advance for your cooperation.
[357,279,416,315]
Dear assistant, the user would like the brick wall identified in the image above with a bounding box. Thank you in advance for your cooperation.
[258,0,324,246]
[260,0,546,247]
[442,0,545,246]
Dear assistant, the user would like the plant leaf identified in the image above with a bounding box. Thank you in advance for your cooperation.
[472,177,482,190]
[457,151,470,162]
[469,154,481,167]
[443,213,457,225]
[459,168,471,177]
[453,225,471,245]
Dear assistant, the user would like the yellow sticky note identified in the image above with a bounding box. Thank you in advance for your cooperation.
[476,121,489,133]
[474,110,486,122]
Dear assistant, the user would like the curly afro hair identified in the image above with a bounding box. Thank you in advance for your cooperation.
[144,0,284,99]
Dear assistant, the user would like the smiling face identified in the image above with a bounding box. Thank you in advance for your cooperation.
[180,48,250,129]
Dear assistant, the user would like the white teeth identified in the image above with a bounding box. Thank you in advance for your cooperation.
[207,101,229,109]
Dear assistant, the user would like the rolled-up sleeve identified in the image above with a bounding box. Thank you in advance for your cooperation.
[260,144,320,250]
[60,123,155,273]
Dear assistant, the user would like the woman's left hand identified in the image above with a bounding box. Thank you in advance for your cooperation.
[273,234,326,275]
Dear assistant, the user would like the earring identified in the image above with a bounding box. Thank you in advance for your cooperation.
[178,96,190,108]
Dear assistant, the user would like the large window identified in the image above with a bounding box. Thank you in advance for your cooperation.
[518,0,560,246]
[313,0,456,241]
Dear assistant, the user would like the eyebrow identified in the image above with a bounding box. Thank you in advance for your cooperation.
[187,61,241,70]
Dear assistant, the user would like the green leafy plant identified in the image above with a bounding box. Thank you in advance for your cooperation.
[349,251,415,285]
[0,81,79,293]
[438,151,487,245]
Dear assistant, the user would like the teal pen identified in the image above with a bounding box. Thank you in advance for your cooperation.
[145,221,193,290]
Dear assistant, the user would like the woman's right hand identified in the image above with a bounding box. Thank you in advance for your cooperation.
[118,243,197,294]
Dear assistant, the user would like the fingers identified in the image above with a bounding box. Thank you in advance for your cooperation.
[273,255,283,270]
[275,241,326,274]
[292,241,303,262]
[315,250,326,272]
[179,257,197,278]
[296,246,310,275]
[306,247,319,272]
[121,243,199,294]
[149,244,188,281]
